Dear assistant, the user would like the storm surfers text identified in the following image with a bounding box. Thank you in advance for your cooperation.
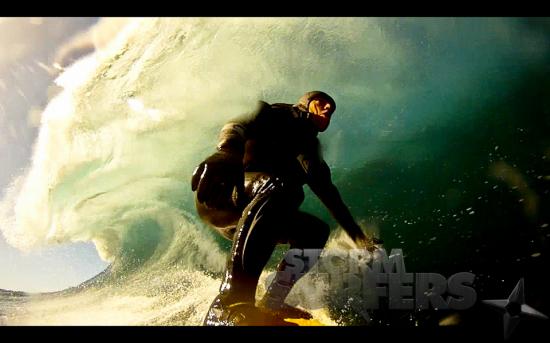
[278,248,477,311]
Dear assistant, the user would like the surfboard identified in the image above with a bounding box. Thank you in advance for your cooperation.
[284,317,325,326]
[204,301,322,326]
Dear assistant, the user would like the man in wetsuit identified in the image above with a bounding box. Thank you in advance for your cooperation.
[191,91,378,325]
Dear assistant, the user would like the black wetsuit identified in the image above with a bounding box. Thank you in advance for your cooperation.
[194,101,362,324]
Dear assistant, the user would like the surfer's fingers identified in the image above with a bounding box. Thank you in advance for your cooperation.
[219,181,235,204]
[232,170,245,195]
[372,236,383,245]
[197,173,217,204]
[191,163,205,191]
[208,181,226,208]
[204,175,231,208]
[215,187,234,208]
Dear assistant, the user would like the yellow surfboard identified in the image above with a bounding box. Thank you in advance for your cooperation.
[284,318,326,326]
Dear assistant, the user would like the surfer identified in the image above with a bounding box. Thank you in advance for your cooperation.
[191,91,380,325]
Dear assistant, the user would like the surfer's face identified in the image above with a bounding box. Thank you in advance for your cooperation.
[308,98,334,132]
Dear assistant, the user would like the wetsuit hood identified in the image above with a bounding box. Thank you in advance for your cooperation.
[296,91,336,114]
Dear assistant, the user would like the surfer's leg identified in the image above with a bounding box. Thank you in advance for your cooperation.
[259,211,330,313]
[204,175,304,324]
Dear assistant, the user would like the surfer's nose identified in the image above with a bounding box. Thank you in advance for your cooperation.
[321,103,333,115]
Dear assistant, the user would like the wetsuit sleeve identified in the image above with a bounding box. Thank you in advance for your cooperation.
[217,101,270,155]
[191,101,272,203]
[300,143,365,242]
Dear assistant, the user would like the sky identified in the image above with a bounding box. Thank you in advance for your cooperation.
[0,17,109,293]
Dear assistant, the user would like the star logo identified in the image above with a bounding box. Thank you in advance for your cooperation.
[483,278,548,339]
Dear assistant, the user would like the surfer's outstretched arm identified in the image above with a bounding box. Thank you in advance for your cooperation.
[301,149,376,251]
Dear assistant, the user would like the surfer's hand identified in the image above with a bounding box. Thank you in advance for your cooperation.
[191,151,244,209]
[352,231,382,253]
